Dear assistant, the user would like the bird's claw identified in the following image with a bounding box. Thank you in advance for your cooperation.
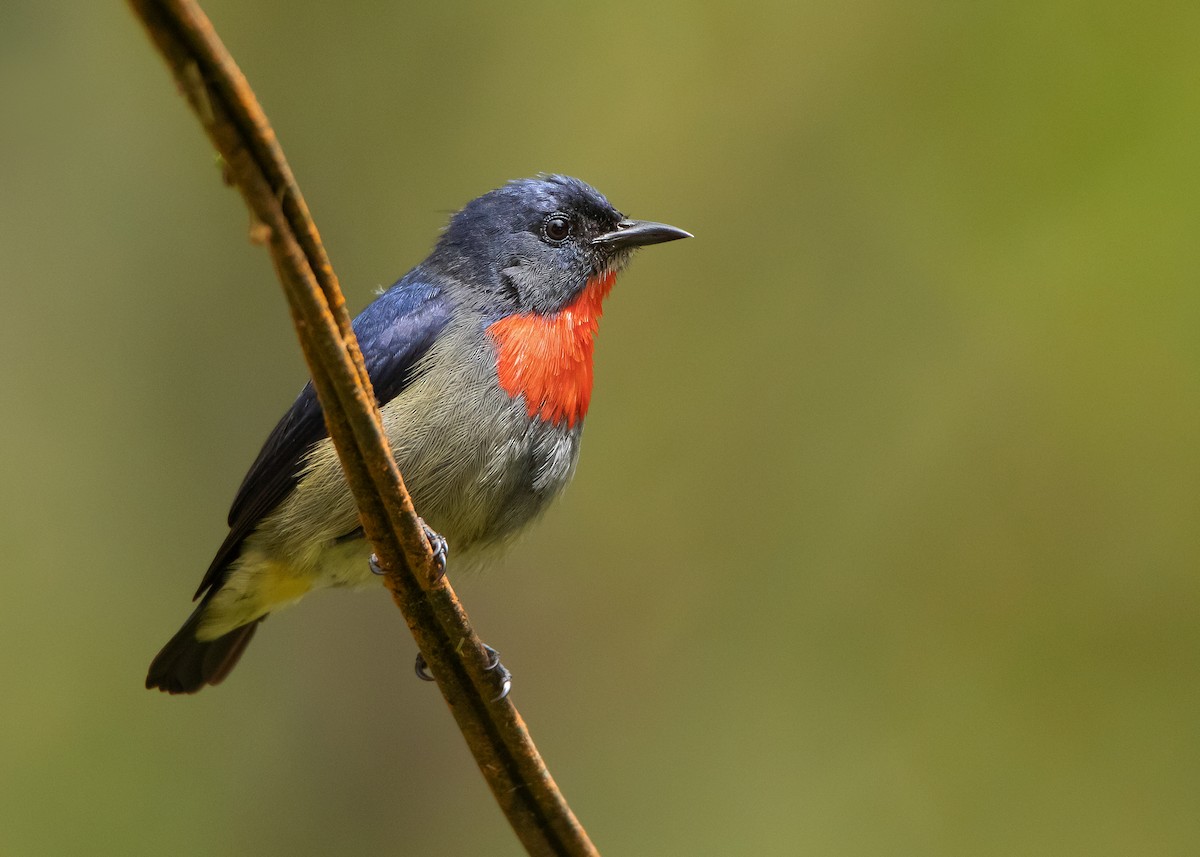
[420,518,448,581]
[367,518,447,581]
[482,644,513,701]
[412,644,512,700]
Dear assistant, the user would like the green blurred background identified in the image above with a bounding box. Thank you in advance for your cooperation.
[3,2,1198,854]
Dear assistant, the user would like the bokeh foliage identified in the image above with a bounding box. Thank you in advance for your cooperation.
[1,2,1197,855]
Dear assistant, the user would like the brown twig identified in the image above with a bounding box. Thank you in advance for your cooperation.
[127,2,600,855]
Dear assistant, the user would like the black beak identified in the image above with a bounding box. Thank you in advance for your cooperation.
[592,219,693,249]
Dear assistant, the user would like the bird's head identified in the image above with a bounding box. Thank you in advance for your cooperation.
[429,174,690,316]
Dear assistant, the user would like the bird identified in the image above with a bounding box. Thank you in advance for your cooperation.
[146,174,691,694]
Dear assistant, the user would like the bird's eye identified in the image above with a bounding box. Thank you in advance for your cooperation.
[543,214,571,243]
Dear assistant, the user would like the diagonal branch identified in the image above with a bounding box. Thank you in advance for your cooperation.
[127,2,599,855]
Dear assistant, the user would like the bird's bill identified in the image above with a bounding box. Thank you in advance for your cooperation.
[591,219,693,249]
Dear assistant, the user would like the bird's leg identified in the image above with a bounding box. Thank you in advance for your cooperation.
[413,644,512,700]
[366,525,508,698]
[482,644,513,700]
[421,519,448,580]
[367,516,448,580]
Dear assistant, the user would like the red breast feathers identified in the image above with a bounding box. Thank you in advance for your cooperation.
[487,270,617,428]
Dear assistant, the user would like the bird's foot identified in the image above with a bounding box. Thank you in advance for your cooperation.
[414,644,512,701]
[366,517,447,581]
[420,518,448,580]
[414,652,436,682]
[481,645,513,700]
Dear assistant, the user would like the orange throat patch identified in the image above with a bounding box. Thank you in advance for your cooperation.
[487,270,616,428]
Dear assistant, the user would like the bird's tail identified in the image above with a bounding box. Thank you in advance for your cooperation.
[146,601,263,694]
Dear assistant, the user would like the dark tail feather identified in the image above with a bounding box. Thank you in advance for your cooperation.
[146,603,264,694]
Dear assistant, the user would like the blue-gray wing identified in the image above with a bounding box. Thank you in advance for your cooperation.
[194,275,452,599]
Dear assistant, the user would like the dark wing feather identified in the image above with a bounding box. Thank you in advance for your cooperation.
[194,274,452,599]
